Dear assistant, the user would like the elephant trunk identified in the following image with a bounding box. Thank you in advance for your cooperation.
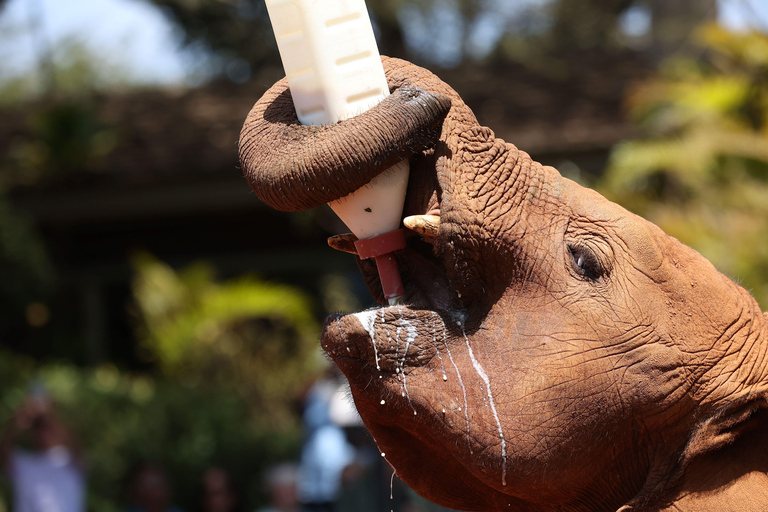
[239,83,451,212]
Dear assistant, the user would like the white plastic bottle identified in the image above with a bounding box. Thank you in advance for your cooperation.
[266,0,408,303]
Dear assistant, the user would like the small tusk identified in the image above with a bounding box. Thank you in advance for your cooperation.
[327,233,358,255]
[403,215,440,239]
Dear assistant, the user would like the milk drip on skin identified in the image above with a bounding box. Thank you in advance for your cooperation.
[266,0,409,304]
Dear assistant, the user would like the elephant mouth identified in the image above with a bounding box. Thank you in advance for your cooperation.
[321,213,468,389]
[320,303,470,458]
[323,206,464,376]
[320,223,470,417]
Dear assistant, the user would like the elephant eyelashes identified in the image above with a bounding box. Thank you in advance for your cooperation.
[568,244,604,281]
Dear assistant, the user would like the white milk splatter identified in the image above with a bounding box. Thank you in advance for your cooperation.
[461,326,507,487]
[424,320,449,419]
[403,319,418,357]
[399,316,419,416]
[353,309,381,370]
[442,333,472,454]
[395,322,402,380]
[433,312,475,454]
[380,308,387,331]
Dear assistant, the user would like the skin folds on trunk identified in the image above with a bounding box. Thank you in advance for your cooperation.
[239,57,768,512]
[239,79,451,212]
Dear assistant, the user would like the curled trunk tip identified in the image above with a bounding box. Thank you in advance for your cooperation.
[238,81,452,212]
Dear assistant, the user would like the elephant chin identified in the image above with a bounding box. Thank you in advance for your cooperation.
[320,308,516,511]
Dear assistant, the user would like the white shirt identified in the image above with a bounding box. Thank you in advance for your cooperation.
[10,447,85,512]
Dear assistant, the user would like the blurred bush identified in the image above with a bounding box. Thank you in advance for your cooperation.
[1,101,118,188]
[0,353,300,512]
[601,25,768,306]
[0,255,331,511]
[130,253,325,429]
[0,194,55,348]
[0,37,131,105]
[0,194,54,309]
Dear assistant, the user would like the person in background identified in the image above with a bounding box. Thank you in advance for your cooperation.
[0,385,86,512]
[125,463,185,512]
[255,463,300,512]
[297,369,355,512]
[202,467,239,512]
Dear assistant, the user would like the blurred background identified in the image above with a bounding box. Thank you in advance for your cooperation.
[1,0,767,510]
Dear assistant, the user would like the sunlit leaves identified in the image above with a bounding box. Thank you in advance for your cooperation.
[601,24,768,305]
[130,252,323,428]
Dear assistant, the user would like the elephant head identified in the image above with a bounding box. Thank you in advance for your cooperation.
[240,58,768,512]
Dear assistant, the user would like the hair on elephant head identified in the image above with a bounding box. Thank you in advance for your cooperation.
[240,57,768,512]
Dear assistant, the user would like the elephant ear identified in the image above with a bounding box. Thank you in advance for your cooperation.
[682,394,768,463]
[239,79,452,212]
[620,393,768,511]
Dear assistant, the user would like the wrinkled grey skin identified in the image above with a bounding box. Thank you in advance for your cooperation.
[240,58,768,512]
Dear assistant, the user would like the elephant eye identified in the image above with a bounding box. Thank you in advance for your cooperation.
[568,244,604,281]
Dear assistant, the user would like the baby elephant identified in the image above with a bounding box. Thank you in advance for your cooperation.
[240,57,768,512]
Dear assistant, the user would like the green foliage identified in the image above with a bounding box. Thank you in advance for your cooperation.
[1,101,119,192]
[0,39,122,191]
[0,37,132,105]
[3,103,119,188]
[0,194,53,305]
[600,25,768,306]
[131,253,324,428]
[0,194,54,344]
[0,353,299,512]
[0,254,331,511]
